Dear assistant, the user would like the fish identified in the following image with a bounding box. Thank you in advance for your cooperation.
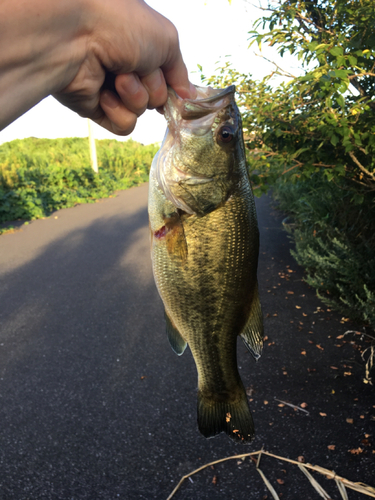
[148,84,263,443]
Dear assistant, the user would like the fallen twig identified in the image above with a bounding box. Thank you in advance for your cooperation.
[274,398,310,415]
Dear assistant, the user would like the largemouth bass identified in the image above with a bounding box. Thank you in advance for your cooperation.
[148,85,263,443]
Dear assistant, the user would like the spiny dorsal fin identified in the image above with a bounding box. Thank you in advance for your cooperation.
[240,284,264,360]
[165,310,187,356]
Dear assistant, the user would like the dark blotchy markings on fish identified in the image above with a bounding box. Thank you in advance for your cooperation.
[148,85,263,443]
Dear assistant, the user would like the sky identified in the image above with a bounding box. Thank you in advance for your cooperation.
[0,0,299,146]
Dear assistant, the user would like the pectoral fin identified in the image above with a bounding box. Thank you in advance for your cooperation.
[165,310,187,356]
[240,284,264,360]
[165,217,188,263]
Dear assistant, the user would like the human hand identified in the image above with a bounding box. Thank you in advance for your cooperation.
[53,0,196,135]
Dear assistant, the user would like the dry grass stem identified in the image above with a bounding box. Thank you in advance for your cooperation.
[166,449,375,500]
[298,464,332,499]
[165,451,259,500]
[362,345,374,385]
[336,478,349,500]
[256,467,281,500]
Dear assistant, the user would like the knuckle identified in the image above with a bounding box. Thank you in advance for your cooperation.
[166,21,179,46]
[114,116,137,136]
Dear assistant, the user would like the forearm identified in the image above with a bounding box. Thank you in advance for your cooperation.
[0,0,89,130]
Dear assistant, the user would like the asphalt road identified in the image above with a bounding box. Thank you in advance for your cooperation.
[0,184,373,500]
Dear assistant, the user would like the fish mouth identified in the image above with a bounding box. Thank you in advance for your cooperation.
[165,85,236,122]
[181,85,236,119]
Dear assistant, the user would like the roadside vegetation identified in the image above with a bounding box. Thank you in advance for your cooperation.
[203,0,375,361]
[0,137,158,230]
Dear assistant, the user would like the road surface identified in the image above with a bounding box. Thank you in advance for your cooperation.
[0,184,373,499]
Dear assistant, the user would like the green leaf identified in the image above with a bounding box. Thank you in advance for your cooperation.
[330,47,344,57]
[334,69,349,79]
[338,82,348,93]
[336,95,345,108]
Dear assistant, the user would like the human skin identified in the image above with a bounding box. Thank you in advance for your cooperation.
[0,0,195,135]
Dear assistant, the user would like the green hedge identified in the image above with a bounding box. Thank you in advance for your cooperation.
[0,137,158,224]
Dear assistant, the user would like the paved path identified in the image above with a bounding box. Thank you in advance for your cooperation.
[0,184,373,500]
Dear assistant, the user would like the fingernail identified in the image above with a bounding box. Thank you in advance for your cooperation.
[101,90,119,109]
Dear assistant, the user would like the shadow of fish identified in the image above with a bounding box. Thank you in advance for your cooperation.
[148,85,263,443]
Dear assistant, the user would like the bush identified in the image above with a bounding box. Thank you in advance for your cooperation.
[274,173,375,329]
[0,137,158,223]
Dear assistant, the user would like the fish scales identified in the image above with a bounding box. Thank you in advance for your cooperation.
[148,85,263,443]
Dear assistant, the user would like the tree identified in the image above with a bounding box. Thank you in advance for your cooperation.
[204,0,375,200]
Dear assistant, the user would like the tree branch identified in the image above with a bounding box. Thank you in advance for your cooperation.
[254,53,297,79]
[348,151,375,181]
[296,16,313,35]
[295,12,334,36]
[349,72,375,79]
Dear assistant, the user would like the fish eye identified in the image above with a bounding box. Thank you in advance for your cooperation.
[217,126,234,144]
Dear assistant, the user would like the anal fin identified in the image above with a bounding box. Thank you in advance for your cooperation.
[240,283,264,360]
[165,310,187,356]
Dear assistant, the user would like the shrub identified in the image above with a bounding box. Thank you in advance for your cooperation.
[274,173,375,329]
[0,137,158,223]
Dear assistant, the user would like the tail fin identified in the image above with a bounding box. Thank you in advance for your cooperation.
[197,390,254,443]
